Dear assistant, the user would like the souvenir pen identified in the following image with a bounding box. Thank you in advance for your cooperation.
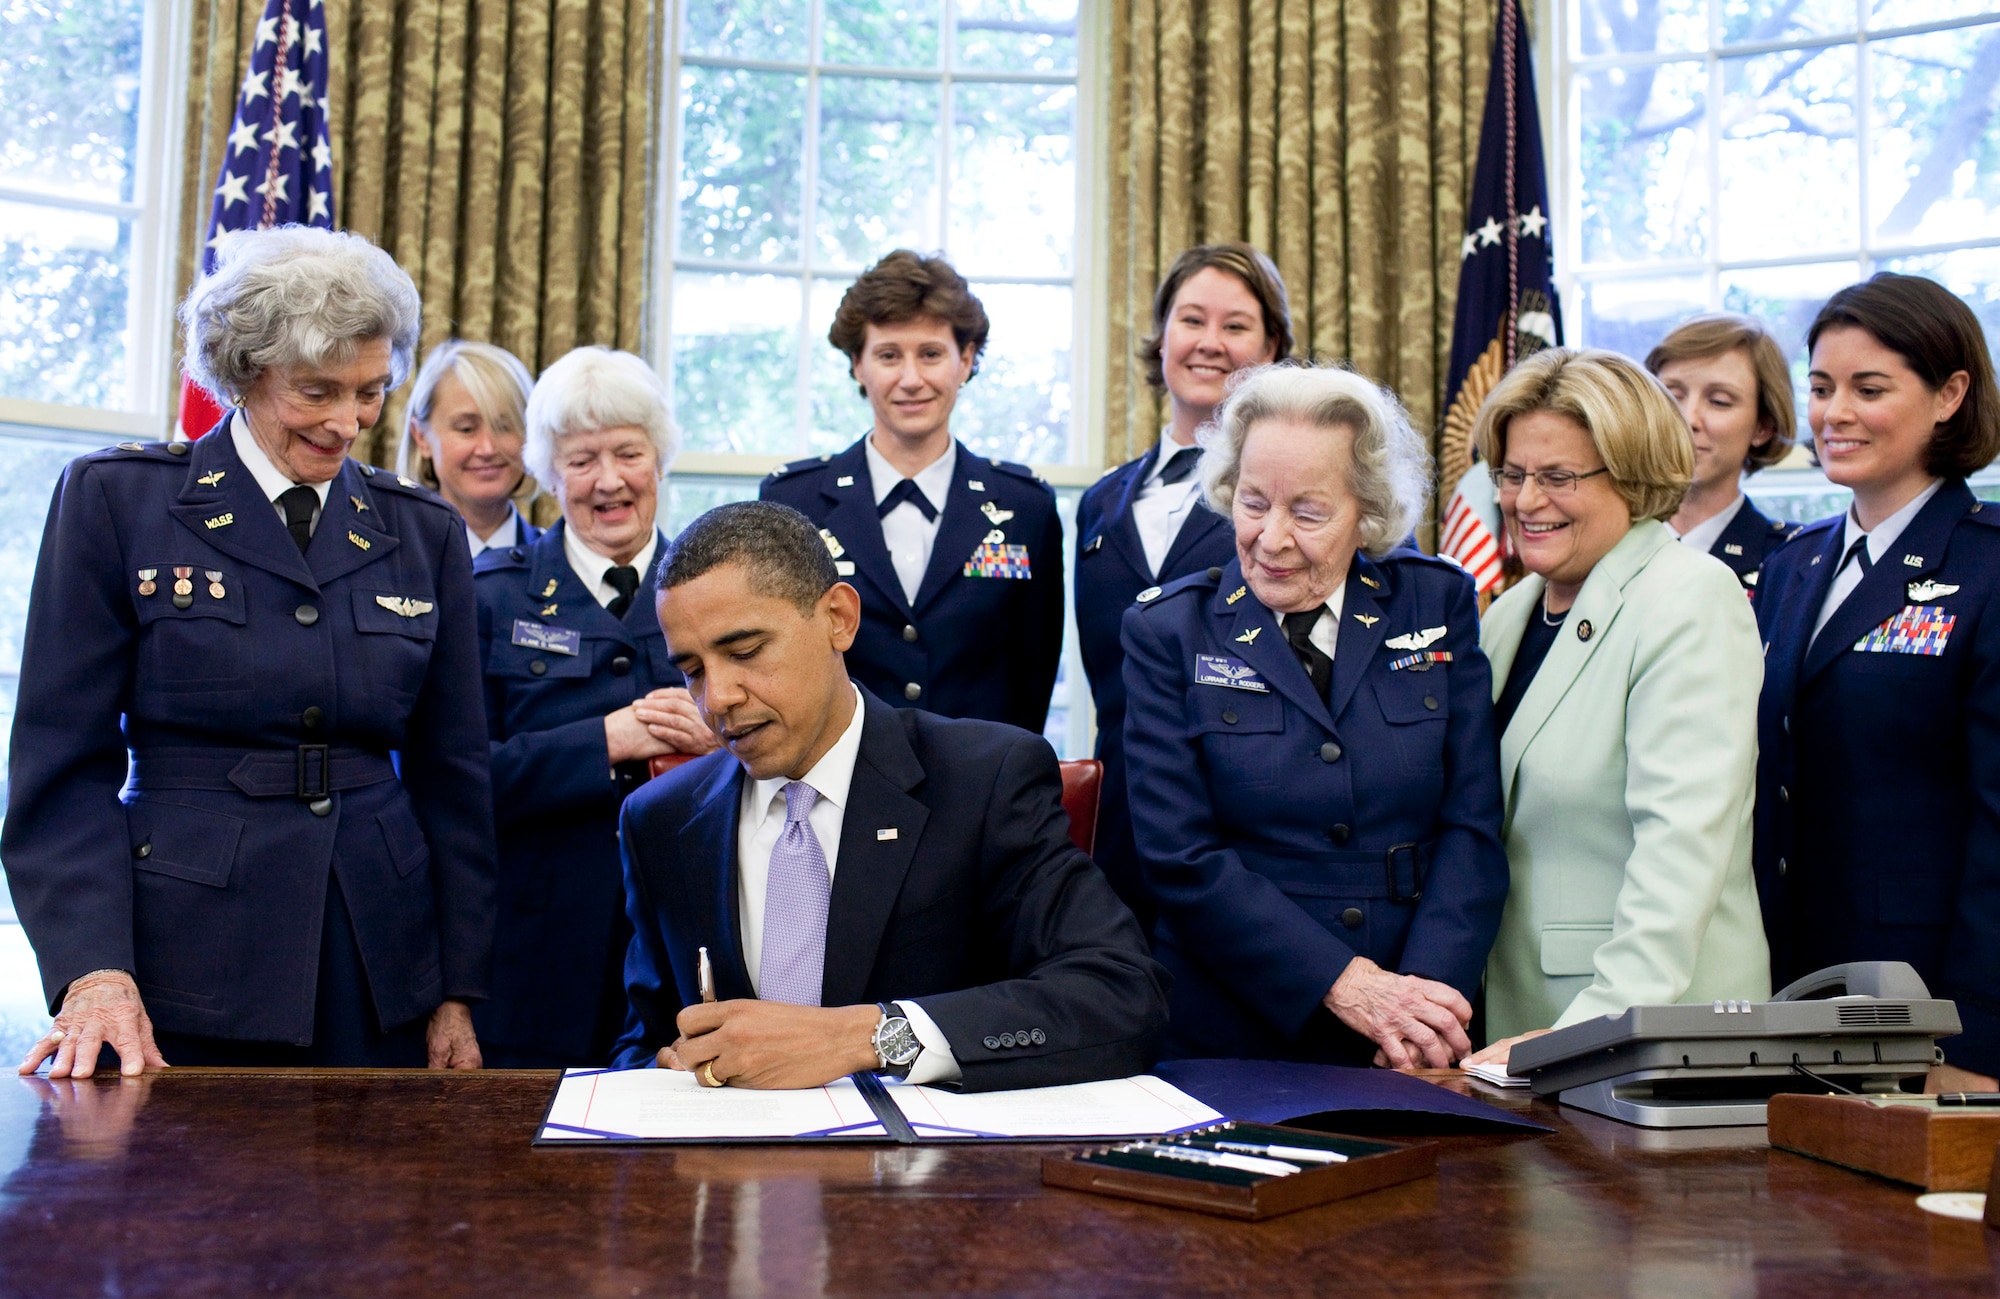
[1122,1142,1300,1177]
[1937,1092,2000,1106]
[698,946,715,1003]
[1209,1139,1349,1164]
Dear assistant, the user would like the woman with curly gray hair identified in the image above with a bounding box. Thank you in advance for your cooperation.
[1118,362,1508,1069]
[9,225,497,1078]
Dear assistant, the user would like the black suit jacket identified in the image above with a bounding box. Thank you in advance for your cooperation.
[612,690,1170,1087]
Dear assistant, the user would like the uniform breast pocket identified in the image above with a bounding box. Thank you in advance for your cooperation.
[351,590,439,696]
[1374,671,1450,773]
[135,576,248,691]
[127,797,245,888]
[487,637,592,684]
[1187,685,1287,788]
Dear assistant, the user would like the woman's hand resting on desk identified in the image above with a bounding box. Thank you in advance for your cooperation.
[1462,1029,1552,1074]
[17,970,168,1079]
[1325,957,1473,1070]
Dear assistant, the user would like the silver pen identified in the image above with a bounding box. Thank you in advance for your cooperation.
[697,946,716,1003]
[1122,1142,1301,1177]
[1211,1139,1348,1164]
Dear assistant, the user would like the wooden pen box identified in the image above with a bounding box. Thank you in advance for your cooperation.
[1041,1122,1436,1221]
[1768,1094,2000,1191]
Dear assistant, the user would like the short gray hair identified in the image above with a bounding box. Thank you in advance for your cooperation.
[180,226,421,404]
[523,346,680,494]
[1200,363,1432,558]
[662,500,837,614]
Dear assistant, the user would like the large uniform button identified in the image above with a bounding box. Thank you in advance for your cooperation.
[133,841,151,860]
[1319,742,1342,763]
[1778,857,1787,877]
[302,706,325,730]
[308,797,333,817]
[530,660,548,676]
[903,682,922,701]
[902,624,919,643]
[610,655,633,676]
[1340,907,1364,929]
[294,604,319,627]
[1423,695,1438,711]
[1221,710,1238,725]
[1328,823,1351,845]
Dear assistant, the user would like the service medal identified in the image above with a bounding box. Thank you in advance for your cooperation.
[172,567,193,597]
[137,568,157,597]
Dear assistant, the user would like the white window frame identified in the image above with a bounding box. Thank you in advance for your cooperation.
[649,0,1104,488]
[0,0,190,439]
[1543,0,2000,344]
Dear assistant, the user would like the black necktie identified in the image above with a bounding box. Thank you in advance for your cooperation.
[278,485,318,553]
[1283,609,1332,703]
[877,478,939,522]
[1841,534,1872,576]
[605,565,641,620]
[1157,446,1201,485]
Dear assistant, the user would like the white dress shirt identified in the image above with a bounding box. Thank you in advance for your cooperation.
[1289,582,1347,662]
[466,507,521,559]
[1665,492,1743,556]
[1810,478,1942,644]
[563,524,659,609]
[1133,435,1205,579]
[229,413,330,529]
[734,684,959,1084]
[865,438,956,605]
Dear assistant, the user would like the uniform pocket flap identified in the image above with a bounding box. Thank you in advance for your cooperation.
[353,590,439,640]
[1540,923,1612,977]
[130,800,244,888]
[487,640,592,680]
[376,799,433,878]
[1187,684,1286,736]
[133,567,247,627]
[1878,875,1953,926]
[1377,674,1450,724]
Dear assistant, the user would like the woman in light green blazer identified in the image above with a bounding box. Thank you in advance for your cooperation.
[1463,348,1771,1071]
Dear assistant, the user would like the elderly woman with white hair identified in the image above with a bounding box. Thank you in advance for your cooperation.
[10,225,496,1077]
[1120,363,1508,1068]
[397,338,546,557]
[470,345,718,1067]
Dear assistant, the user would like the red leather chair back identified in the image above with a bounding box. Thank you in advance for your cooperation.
[1059,758,1102,858]
[649,753,1104,858]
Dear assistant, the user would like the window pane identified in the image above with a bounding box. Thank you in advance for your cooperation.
[1868,25,2000,249]
[665,476,763,535]
[953,283,1071,465]
[957,0,1079,74]
[1578,61,1707,265]
[1720,260,1863,441]
[0,203,130,409]
[1575,274,1708,356]
[670,272,803,455]
[1573,0,1706,56]
[949,83,1075,277]
[808,277,863,455]
[1720,0,1857,46]
[677,66,805,264]
[0,0,144,205]
[815,76,940,270]
[1718,46,1858,260]
[682,0,809,62]
[1871,0,1996,26]
[822,0,941,68]
[1877,246,2000,370]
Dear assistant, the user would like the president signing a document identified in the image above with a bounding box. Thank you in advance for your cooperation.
[611,501,1170,1090]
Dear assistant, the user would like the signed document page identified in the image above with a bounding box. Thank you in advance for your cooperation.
[888,1075,1223,1139]
[539,1068,888,1142]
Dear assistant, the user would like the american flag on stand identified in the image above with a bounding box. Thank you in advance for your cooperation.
[1436,0,1561,597]
[177,0,335,440]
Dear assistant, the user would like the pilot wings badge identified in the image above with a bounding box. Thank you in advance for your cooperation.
[1383,625,1446,652]
[1195,654,1270,693]
[1906,579,1960,602]
[376,595,436,618]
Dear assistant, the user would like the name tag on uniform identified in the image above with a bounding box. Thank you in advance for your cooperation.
[1195,654,1269,692]
[964,542,1032,579]
[1854,605,1954,656]
[512,619,581,656]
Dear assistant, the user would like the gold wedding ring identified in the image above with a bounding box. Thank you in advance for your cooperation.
[699,1061,722,1088]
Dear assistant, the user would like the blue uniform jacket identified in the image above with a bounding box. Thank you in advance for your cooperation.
[471,521,682,1064]
[1074,444,1233,927]
[1,424,497,1044]
[1711,497,1799,596]
[613,689,1170,1088]
[760,436,1064,735]
[1120,552,1509,1062]
[1753,480,2000,1074]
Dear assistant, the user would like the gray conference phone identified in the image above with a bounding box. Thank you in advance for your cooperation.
[1506,962,1961,1128]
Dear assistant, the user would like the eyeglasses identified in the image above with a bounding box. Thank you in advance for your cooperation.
[1490,466,1611,496]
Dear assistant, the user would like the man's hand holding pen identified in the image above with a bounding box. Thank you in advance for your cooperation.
[654,946,883,1090]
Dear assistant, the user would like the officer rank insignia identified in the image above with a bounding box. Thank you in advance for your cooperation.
[964,542,1031,579]
[1856,604,1954,656]
[1195,654,1269,692]
[1383,626,1445,651]
[1136,586,1162,603]
[376,595,435,618]
[1387,651,1453,672]
[819,529,846,559]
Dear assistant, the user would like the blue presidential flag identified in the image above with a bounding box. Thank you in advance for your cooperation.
[179,0,335,438]
[1438,0,1561,593]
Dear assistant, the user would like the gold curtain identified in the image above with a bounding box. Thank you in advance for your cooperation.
[1104,0,1495,541]
[173,0,664,483]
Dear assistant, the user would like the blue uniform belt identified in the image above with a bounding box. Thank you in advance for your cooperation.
[1238,841,1432,903]
[128,746,397,800]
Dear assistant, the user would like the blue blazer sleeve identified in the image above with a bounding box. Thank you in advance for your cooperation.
[612,793,683,1068]
[1012,495,1067,733]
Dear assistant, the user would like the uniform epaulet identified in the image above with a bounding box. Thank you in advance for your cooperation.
[1775,515,1839,552]
[366,468,454,511]
[1134,565,1225,610]
[1964,498,2000,529]
[472,544,530,576]
[89,440,193,465]
[765,454,832,481]
[990,459,1048,487]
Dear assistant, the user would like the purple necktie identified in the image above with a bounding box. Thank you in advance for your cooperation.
[759,780,830,1005]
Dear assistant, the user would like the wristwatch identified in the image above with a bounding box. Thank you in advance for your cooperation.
[872,1002,922,1078]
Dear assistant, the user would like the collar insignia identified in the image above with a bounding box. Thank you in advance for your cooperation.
[1235,627,1261,645]
[197,470,226,487]
[350,495,368,512]
[835,475,855,488]
[1723,543,1743,555]
[1353,613,1379,627]
[348,530,371,550]
[203,513,234,529]
[541,603,559,618]
[1226,585,1247,605]
[1358,574,1380,589]
[541,578,559,597]
[967,479,985,491]
[1903,554,1924,568]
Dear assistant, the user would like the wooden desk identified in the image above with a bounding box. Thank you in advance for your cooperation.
[2,1069,1996,1295]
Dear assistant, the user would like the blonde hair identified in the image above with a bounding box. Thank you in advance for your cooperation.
[397,340,536,506]
[1644,312,1798,473]
[1472,348,1693,523]
[1199,362,1431,558]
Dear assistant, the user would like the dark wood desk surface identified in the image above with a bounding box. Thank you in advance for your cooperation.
[1,1069,1995,1296]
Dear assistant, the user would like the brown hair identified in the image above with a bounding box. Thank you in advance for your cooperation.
[827,250,989,379]
[1138,243,1295,392]
[1644,312,1798,473]
[1807,273,2000,479]
[1472,347,1694,523]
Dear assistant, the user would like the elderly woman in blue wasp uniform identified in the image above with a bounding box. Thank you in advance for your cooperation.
[1120,363,1508,1069]
[1754,274,2000,1090]
[10,226,497,1077]
[1075,243,1292,931]
[1464,348,1770,1074]
[471,346,719,1067]
[397,339,547,559]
